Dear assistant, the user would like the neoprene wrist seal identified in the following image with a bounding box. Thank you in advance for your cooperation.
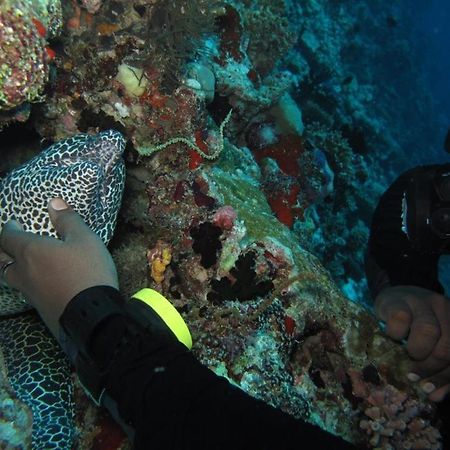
[59,285,192,405]
[60,285,124,356]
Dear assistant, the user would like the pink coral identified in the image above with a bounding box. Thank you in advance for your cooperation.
[357,383,441,449]
[212,205,237,231]
[81,0,102,14]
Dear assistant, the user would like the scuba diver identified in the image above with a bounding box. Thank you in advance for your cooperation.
[0,197,354,449]
[366,127,450,403]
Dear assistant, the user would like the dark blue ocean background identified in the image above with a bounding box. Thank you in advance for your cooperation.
[287,4,450,442]
[416,0,450,140]
[382,0,450,296]
[286,0,450,305]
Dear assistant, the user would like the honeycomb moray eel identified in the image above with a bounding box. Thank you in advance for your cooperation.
[0,130,126,449]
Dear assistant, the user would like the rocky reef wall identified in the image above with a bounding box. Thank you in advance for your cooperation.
[0,0,446,448]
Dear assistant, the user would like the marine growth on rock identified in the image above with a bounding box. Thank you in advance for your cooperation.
[0,0,447,448]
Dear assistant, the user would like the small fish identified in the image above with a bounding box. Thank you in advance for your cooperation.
[32,17,47,38]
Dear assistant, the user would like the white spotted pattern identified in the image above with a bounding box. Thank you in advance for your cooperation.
[0,130,126,449]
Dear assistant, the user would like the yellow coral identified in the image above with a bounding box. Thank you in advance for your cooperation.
[150,247,172,284]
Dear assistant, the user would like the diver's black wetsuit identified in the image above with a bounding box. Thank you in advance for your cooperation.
[366,167,444,298]
[60,285,355,450]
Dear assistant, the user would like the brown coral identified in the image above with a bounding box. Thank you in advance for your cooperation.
[0,1,49,110]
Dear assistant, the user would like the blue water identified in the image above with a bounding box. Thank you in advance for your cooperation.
[411,1,450,166]
[414,0,450,134]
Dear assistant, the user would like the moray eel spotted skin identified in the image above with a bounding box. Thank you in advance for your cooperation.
[0,130,126,448]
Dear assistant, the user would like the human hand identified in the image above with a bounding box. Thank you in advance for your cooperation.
[0,198,119,339]
[375,285,450,402]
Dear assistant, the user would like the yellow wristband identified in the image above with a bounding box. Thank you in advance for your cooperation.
[131,288,192,349]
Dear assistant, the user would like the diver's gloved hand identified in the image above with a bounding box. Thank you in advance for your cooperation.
[0,198,118,339]
[375,285,450,402]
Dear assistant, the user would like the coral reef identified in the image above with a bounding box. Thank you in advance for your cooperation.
[0,0,61,127]
[109,139,442,448]
[0,350,32,449]
[357,381,441,449]
[0,0,447,447]
[147,240,172,284]
[237,0,297,75]
[80,0,103,15]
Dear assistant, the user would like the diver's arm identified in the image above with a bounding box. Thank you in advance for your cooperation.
[0,199,356,446]
[365,168,443,299]
[60,285,356,450]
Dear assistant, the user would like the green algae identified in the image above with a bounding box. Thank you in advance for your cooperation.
[207,142,323,275]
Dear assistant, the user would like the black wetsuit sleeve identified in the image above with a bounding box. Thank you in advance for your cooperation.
[366,168,443,299]
[60,286,356,450]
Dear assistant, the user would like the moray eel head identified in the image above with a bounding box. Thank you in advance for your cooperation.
[0,129,126,242]
[0,129,126,314]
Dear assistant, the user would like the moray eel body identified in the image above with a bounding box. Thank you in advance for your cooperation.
[0,130,126,448]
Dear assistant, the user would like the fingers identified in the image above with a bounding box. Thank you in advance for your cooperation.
[422,367,450,397]
[0,220,36,260]
[428,383,450,402]
[406,296,450,393]
[376,287,450,403]
[0,249,15,288]
[0,199,95,254]
[406,295,450,362]
[0,249,13,263]
[409,366,450,402]
[430,295,450,362]
[407,309,441,360]
[47,198,97,243]
[0,222,44,290]
[385,304,413,340]
[376,293,413,340]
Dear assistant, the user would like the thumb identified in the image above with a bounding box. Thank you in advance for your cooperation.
[0,220,27,257]
[384,301,413,341]
[375,291,413,341]
[48,198,93,242]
